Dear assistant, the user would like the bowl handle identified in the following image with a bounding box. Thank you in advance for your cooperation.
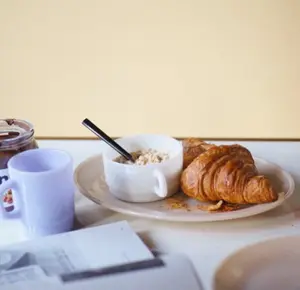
[153,169,168,198]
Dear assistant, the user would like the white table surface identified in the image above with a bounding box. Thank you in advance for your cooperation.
[1,140,300,290]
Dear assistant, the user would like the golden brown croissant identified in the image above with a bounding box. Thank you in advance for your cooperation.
[181,144,278,204]
[183,138,216,169]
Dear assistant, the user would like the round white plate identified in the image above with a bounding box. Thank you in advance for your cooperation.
[74,155,294,222]
[214,235,300,290]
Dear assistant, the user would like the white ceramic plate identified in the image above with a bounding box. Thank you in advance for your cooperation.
[214,235,300,290]
[74,155,294,222]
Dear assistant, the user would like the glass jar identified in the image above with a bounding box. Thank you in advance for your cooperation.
[0,119,38,212]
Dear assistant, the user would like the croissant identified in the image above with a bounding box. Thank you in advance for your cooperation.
[180,144,278,204]
[183,138,216,169]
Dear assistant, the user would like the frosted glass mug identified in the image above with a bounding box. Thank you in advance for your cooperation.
[0,148,75,238]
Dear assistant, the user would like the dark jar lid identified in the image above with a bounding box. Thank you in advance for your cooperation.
[0,119,35,151]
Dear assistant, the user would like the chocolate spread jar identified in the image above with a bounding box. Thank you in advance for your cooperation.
[0,119,38,211]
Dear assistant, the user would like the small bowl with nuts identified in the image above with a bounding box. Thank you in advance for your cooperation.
[102,134,183,203]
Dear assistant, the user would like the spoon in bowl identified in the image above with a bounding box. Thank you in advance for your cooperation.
[82,118,135,162]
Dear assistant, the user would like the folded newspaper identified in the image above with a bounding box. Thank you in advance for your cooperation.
[0,221,154,288]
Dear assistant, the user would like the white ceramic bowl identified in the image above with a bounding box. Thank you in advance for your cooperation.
[102,134,183,202]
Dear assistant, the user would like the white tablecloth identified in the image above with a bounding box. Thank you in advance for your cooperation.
[1,140,300,290]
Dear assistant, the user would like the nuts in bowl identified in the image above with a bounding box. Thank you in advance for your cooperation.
[114,149,170,165]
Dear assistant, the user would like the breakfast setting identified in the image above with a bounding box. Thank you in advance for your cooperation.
[0,117,298,290]
[76,119,294,223]
[1,1,300,289]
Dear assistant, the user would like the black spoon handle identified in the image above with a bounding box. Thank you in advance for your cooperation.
[82,118,134,162]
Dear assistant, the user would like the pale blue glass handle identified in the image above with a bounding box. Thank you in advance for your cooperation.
[0,179,21,219]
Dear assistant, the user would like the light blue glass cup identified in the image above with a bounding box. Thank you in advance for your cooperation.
[0,148,74,238]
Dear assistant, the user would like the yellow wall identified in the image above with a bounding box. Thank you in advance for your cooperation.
[1,0,299,138]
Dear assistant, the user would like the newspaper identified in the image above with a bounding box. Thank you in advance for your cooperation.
[0,221,154,288]
[4,255,204,290]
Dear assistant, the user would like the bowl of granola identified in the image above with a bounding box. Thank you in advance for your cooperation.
[102,134,183,203]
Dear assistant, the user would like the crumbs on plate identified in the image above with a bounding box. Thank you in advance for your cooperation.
[164,195,191,211]
[161,192,247,213]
